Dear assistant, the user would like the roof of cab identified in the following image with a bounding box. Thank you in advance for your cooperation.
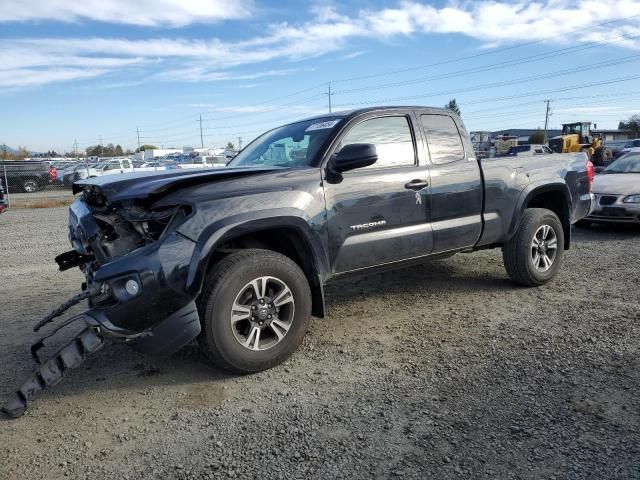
[293,105,456,124]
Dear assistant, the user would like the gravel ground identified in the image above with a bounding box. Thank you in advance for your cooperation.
[1,207,639,480]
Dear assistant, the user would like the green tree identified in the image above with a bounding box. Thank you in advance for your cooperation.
[528,128,546,144]
[136,144,158,153]
[619,115,640,138]
[85,145,101,157]
[445,98,461,116]
[226,142,235,150]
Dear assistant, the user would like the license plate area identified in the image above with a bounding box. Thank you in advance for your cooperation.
[601,207,627,217]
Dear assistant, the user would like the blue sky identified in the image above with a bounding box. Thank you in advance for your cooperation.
[1,0,640,153]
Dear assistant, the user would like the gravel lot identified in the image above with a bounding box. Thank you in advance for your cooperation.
[1,207,639,480]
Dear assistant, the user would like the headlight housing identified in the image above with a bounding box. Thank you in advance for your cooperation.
[623,194,640,204]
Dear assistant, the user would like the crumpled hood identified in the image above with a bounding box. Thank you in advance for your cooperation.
[73,166,284,201]
[592,173,640,195]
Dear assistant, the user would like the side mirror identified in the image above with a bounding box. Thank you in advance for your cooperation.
[331,143,378,173]
[595,166,606,174]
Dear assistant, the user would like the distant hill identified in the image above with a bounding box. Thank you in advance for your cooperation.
[1,144,18,155]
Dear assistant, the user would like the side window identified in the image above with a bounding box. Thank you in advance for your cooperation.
[122,160,130,168]
[339,116,415,168]
[421,114,465,164]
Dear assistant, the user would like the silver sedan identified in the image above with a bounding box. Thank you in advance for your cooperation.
[585,152,640,225]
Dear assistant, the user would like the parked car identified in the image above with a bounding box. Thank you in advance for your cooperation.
[3,106,594,417]
[606,139,633,159]
[619,143,640,156]
[0,160,52,193]
[500,144,554,157]
[63,164,95,187]
[580,152,640,226]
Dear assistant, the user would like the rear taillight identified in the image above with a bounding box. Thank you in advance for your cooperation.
[586,159,594,192]
[49,167,57,183]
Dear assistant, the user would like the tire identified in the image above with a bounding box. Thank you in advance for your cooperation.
[503,208,565,287]
[197,249,312,373]
[593,147,605,166]
[22,179,38,193]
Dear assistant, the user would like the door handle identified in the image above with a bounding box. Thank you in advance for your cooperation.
[404,179,429,190]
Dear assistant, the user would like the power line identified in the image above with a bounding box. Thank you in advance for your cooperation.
[200,93,326,123]
[463,91,640,116]
[331,13,640,84]
[333,32,640,96]
[333,69,640,108]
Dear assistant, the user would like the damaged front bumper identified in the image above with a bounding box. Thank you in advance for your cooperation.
[2,197,202,418]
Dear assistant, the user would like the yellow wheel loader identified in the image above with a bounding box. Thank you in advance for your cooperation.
[548,122,612,166]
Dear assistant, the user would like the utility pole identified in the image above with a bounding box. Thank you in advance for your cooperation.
[99,135,103,157]
[238,136,242,151]
[2,143,9,207]
[199,115,204,149]
[543,100,551,144]
[328,82,333,113]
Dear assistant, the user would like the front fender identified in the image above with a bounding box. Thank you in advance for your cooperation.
[182,208,329,297]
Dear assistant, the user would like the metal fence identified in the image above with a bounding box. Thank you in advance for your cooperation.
[0,155,231,212]
[0,159,80,210]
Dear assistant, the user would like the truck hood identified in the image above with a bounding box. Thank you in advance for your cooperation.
[73,166,284,201]
[592,173,640,195]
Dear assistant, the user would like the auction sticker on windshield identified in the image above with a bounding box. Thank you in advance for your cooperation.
[305,120,340,132]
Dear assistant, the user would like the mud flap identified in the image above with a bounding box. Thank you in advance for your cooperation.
[2,328,104,419]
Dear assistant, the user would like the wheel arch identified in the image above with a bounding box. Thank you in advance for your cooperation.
[509,183,572,250]
[185,211,329,318]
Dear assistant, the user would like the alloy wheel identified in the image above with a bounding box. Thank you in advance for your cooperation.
[230,276,295,351]
[531,224,558,272]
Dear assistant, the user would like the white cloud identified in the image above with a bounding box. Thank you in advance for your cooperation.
[159,67,302,82]
[0,0,254,27]
[0,68,108,88]
[1,1,639,90]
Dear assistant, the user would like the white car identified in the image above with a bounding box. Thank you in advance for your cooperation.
[619,139,640,156]
[583,152,640,225]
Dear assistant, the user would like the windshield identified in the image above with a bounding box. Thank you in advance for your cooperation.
[228,117,344,168]
[604,153,640,173]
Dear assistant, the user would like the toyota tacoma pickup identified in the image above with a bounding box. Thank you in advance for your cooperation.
[3,107,594,417]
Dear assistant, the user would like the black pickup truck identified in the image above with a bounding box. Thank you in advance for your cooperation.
[3,107,594,417]
[0,160,53,193]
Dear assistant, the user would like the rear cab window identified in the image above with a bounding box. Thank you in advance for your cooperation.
[420,114,465,164]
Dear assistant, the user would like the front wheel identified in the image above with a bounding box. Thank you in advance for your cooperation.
[503,208,565,286]
[197,249,311,373]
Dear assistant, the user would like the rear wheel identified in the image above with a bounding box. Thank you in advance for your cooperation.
[22,179,38,193]
[197,249,311,373]
[503,208,565,286]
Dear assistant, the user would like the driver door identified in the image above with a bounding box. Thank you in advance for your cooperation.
[322,114,433,274]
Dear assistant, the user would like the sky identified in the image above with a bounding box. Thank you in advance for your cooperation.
[1,0,640,153]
